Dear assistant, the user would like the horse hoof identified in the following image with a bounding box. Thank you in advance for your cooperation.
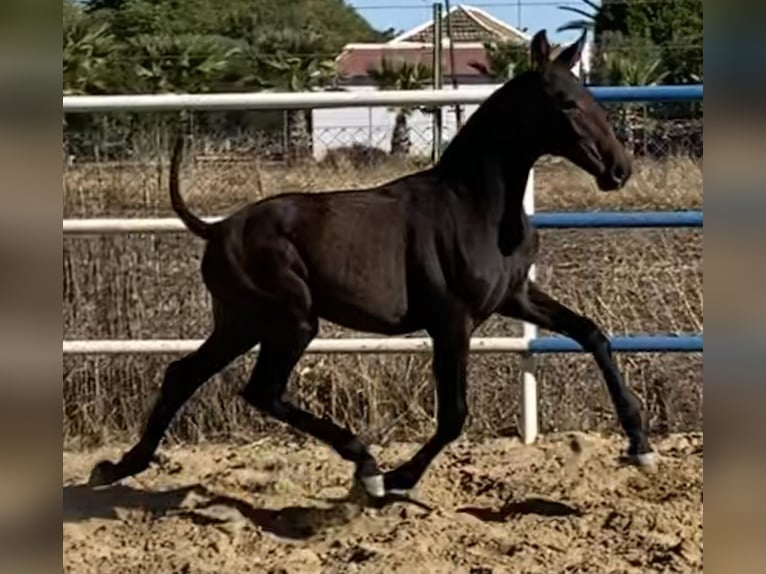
[360,474,385,499]
[622,451,659,474]
[636,452,659,473]
[347,475,387,508]
[87,460,119,488]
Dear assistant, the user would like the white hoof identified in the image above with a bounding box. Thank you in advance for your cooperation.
[386,488,413,498]
[633,452,659,473]
[360,474,385,498]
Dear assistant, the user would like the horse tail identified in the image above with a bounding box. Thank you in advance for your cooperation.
[170,133,216,240]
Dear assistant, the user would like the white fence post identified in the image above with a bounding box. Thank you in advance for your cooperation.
[521,168,538,445]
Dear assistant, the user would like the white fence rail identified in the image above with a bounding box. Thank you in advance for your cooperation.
[63,337,530,355]
[63,217,223,235]
[64,89,492,113]
[62,85,701,113]
[63,89,489,113]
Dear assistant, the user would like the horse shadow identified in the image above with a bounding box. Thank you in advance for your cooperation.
[457,497,582,522]
[62,482,363,540]
[63,483,199,522]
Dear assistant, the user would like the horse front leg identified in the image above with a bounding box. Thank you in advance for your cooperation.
[383,312,472,495]
[499,281,657,470]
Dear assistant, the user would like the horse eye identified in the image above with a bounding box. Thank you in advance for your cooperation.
[562,100,579,110]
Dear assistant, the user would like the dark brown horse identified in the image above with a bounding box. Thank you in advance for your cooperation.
[88,30,657,500]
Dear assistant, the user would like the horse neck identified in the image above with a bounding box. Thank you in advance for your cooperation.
[436,115,539,224]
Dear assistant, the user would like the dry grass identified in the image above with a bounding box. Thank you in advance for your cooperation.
[63,154,703,449]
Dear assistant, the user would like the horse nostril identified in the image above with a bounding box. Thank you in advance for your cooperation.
[611,163,630,184]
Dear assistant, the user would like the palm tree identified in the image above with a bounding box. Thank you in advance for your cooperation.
[129,33,240,93]
[598,48,669,152]
[63,8,118,162]
[119,33,239,160]
[248,29,338,163]
[600,52,668,87]
[63,17,115,95]
[468,40,531,81]
[557,0,600,33]
[556,0,625,83]
[367,59,432,157]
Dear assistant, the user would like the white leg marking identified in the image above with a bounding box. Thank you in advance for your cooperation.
[361,474,385,498]
[635,451,659,472]
[386,488,412,497]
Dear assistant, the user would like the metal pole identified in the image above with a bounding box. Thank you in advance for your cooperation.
[62,334,703,355]
[521,169,538,444]
[443,0,463,130]
[431,2,443,162]
[62,211,704,235]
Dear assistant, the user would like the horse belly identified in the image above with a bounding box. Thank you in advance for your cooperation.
[306,217,411,333]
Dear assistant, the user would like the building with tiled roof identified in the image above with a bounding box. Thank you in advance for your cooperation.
[335,4,531,85]
[389,4,529,44]
[312,5,590,160]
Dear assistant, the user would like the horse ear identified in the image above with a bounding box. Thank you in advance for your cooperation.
[555,30,587,70]
[529,29,551,70]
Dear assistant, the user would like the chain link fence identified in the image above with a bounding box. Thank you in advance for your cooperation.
[63,102,701,196]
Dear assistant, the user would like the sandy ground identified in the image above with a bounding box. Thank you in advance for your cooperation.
[63,432,702,574]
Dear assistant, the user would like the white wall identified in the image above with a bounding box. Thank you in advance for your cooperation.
[311,83,503,160]
[310,50,596,161]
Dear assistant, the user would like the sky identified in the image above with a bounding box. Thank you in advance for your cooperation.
[347,0,587,45]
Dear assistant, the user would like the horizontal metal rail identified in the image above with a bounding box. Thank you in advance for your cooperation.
[531,210,703,229]
[529,334,703,353]
[63,85,703,113]
[63,334,703,355]
[62,210,703,235]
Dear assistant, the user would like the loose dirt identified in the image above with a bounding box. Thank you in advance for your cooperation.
[63,432,702,573]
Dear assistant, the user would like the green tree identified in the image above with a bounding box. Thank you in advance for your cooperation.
[247,29,339,162]
[88,0,222,38]
[625,0,702,84]
[63,7,116,95]
[597,33,668,151]
[557,0,629,84]
[367,59,432,157]
[468,40,531,81]
[598,33,666,86]
[67,0,389,159]
[557,0,624,34]
[64,0,116,161]
[558,0,702,85]
[128,33,241,93]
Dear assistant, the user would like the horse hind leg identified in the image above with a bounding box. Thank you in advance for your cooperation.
[88,313,259,487]
[240,313,385,498]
